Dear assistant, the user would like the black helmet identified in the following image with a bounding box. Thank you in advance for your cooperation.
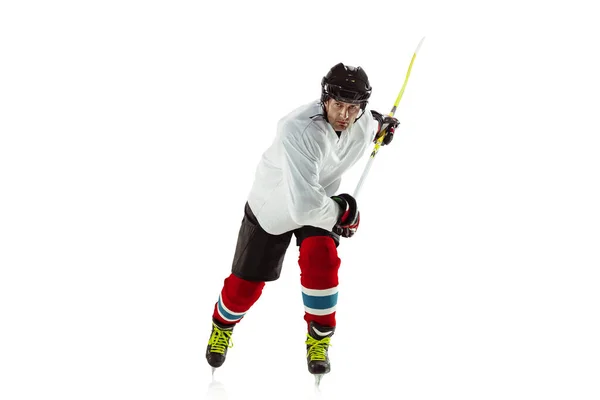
[321,63,372,108]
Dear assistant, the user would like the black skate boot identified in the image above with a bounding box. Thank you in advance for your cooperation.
[206,318,234,370]
[306,321,335,380]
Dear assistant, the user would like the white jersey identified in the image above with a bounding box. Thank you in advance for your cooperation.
[247,100,379,235]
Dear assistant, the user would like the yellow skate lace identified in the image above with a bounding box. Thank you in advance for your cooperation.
[208,323,234,354]
[306,335,331,361]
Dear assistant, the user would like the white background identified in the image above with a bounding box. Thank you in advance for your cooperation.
[1,1,599,399]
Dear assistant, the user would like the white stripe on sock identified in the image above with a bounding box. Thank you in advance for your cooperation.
[304,305,337,316]
[301,286,338,297]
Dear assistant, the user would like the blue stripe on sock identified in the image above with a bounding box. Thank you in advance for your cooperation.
[301,292,338,310]
[217,299,244,322]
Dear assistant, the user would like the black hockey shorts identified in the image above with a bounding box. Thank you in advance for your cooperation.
[230,202,340,282]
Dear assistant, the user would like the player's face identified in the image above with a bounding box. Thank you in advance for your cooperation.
[325,99,362,131]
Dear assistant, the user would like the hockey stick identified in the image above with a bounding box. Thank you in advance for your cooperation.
[353,36,425,200]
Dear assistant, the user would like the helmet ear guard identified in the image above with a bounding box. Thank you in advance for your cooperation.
[320,76,329,104]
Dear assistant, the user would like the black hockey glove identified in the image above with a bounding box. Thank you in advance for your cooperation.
[371,110,400,146]
[331,193,360,238]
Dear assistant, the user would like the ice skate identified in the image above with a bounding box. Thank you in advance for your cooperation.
[206,318,234,369]
[306,321,335,386]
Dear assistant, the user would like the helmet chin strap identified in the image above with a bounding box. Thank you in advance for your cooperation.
[354,107,366,122]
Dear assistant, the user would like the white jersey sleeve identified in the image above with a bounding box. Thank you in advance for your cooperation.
[323,177,342,197]
[280,124,341,231]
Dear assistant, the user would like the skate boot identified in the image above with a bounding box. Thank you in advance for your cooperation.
[206,318,234,369]
[305,321,335,377]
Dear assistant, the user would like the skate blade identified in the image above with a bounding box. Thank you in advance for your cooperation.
[314,374,324,388]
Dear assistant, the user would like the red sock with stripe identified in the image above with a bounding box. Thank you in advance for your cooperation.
[298,236,340,329]
[212,273,265,325]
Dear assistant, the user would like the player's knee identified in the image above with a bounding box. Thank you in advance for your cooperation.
[225,273,265,300]
[299,236,340,271]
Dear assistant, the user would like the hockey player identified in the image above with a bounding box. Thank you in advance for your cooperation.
[205,62,399,378]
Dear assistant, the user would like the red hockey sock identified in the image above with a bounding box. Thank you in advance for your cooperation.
[212,274,265,325]
[298,236,340,329]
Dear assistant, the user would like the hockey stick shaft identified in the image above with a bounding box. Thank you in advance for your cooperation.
[353,36,425,200]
